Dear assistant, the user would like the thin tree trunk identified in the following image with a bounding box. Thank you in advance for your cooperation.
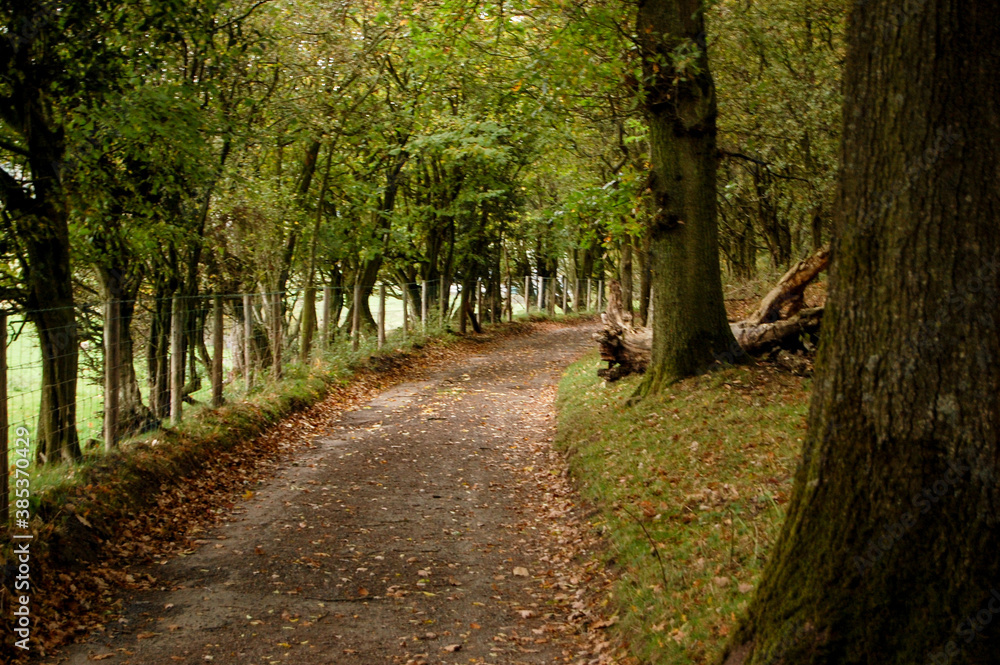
[724,2,1000,663]
[636,234,651,326]
[620,239,633,316]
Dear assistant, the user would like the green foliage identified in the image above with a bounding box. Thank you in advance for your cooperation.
[0,0,847,463]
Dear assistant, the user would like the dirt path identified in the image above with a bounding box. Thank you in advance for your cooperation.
[56,322,609,665]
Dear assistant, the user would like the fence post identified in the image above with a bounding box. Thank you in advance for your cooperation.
[243,294,253,393]
[378,283,386,349]
[507,276,513,322]
[524,275,530,314]
[401,281,409,339]
[212,295,224,408]
[321,285,332,351]
[271,291,282,380]
[586,279,592,312]
[0,311,8,527]
[459,284,468,334]
[548,277,556,317]
[352,277,361,352]
[170,296,183,426]
[537,276,544,310]
[104,298,120,450]
[489,280,495,324]
[562,275,568,313]
[476,278,483,325]
[440,280,448,327]
[421,280,428,333]
[598,280,604,311]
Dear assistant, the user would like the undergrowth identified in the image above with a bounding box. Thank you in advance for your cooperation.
[556,351,809,664]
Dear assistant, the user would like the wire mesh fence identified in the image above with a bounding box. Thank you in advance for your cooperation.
[0,276,605,523]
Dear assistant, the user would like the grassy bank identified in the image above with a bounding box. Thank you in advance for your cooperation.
[556,351,810,664]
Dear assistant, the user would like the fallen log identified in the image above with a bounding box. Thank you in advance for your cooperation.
[595,281,653,380]
[747,245,829,324]
[595,246,829,380]
[729,307,823,354]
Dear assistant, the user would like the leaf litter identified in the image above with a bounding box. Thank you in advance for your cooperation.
[24,319,631,665]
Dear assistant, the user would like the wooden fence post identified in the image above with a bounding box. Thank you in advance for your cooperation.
[459,284,468,334]
[103,298,120,450]
[378,283,386,349]
[170,296,183,426]
[507,277,513,322]
[476,278,483,325]
[440,280,448,327]
[271,291,282,380]
[401,281,409,339]
[421,280,428,332]
[212,295,224,408]
[487,279,494,324]
[243,294,253,393]
[586,279,592,312]
[562,276,568,312]
[352,277,361,351]
[537,276,544,310]
[548,276,556,317]
[598,280,604,311]
[524,275,530,314]
[0,312,9,527]
[321,285,332,351]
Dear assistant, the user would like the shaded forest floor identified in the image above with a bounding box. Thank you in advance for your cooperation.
[556,354,810,664]
[40,321,633,665]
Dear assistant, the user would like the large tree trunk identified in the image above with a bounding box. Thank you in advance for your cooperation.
[631,0,740,399]
[33,305,81,464]
[723,2,1000,663]
[100,266,158,435]
[25,211,81,464]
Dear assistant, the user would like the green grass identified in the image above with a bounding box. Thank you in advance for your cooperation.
[555,352,810,664]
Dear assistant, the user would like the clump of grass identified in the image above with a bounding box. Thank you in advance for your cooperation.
[556,351,810,664]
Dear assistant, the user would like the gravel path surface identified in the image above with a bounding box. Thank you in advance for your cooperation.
[56,322,608,665]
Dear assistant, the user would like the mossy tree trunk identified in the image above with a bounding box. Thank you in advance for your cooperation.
[632,0,739,400]
[723,2,1000,663]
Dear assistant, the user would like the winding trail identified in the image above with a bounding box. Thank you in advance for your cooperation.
[58,322,607,665]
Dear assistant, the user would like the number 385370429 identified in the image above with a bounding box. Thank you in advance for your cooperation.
[13,425,31,519]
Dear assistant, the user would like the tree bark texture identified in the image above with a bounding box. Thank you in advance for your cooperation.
[724,2,1000,663]
[632,0,740,399]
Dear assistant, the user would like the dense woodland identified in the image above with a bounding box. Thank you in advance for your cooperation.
[0,0,843,464]
[3,0,999,662]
